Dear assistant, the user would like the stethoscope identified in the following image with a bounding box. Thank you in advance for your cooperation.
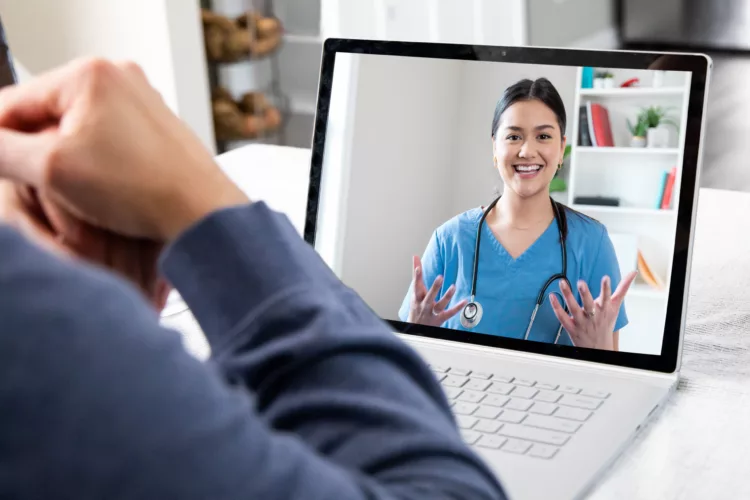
[458,195,574,345]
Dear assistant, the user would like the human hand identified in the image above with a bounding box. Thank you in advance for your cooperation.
[0,58,249,242]
[549,271,638,350]
[407,255,467,327]
[0,181,170,311]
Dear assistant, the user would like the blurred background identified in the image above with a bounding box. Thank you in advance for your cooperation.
[0,0,736,190]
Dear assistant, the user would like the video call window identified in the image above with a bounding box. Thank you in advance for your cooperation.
[316,53,691,356]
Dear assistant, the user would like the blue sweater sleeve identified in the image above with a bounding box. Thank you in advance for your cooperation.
[0,201,506,500]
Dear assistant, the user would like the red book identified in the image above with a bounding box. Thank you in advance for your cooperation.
[590,103,615,147]
[661,167,677,209]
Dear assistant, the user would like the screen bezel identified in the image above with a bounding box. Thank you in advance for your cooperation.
[304,38,709,374]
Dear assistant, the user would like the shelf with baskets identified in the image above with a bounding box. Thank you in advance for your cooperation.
[201,0,324,152]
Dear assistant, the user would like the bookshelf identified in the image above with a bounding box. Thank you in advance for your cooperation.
[560,66,692,355]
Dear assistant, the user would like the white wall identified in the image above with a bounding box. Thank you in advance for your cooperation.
[0,0,215,151]
[450,62,579,214]
[335,54,463,318]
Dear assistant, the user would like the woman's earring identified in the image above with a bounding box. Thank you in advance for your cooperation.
[493,157,498,168]
[558,163,563,170]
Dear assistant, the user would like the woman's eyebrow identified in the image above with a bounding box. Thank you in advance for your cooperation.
[505,125,555,131]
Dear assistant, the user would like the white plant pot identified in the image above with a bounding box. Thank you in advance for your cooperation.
[603,78,615,89]
[647,126,670,148]
[653,70,666,88]
[631,136,647,148]
[594,78,606,89]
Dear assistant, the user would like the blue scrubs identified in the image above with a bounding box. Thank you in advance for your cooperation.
[398,207,628,345]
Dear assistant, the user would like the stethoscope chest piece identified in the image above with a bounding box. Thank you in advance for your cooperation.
[460,300,483,329]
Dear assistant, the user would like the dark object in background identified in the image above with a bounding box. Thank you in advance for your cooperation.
[574,196,620,207]
[618,0,750,53]
[0,15,17,88]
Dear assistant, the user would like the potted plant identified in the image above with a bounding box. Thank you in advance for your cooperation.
[627,114,648,148]
[594,70,615,89]
[550,144,571,197]
[642,106,679,148]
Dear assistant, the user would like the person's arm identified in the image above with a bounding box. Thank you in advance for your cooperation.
[0,202,506,499]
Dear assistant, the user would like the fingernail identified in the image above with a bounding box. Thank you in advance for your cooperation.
[549,294,556,304]
[578,281,586,292]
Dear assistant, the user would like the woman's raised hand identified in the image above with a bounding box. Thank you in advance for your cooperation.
[549,271,638,350]
[407,255,467,327]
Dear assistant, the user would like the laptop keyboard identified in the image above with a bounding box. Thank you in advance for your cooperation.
[431,365,610,460]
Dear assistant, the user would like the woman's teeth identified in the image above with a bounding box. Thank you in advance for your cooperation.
[514,165,543,172]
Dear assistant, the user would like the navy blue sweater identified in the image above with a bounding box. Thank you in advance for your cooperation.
[0,201,506,499]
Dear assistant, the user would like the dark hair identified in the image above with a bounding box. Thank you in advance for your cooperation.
[491,77,590,240]
[491,77,567,138]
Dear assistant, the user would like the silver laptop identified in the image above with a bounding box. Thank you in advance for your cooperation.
[305,40,711,500]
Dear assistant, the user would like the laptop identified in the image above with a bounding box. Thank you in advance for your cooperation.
[304,40,711,499]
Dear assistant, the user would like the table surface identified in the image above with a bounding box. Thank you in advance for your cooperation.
[588,186,750,500]
[163,146,750,499]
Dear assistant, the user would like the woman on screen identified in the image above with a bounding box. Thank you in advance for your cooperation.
[397,77,637,351]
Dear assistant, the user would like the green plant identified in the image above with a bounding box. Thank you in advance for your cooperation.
[627,115,649,137]
[549,144,572,193]
[596,70,614,79]
[641,105,679,129]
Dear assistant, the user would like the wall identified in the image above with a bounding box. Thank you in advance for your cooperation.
[0,0,215,151]
[450,62,579,214]
[527,0,614,47]
[335,54,463,318]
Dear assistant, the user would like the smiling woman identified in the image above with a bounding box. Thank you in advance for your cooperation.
[398,77,638,351]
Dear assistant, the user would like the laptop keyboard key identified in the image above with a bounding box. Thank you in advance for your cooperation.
[514,379,536,387]
[461,429,481,445]
[465,379,492,391]
[534,390,562,403]
[497,410,527,424]
[475,405,503,419]
[443,375,469,388]
[484,395,511,407]
[475,418,503,434]
[453,402,479,415]
[457,390,486,404]
[511,387,538,399]
[502,438,532,455]
[525,415,581,434]
[559,385,581,394]
[505,398,534,411]
[529,444,559,459]
[580,389,610,399]
[431,365,450,373]
[529,402,558,416]
[456,415,478,429]
[443,387,463,400]
[555,407,592,422]
[498,424,570,446]
[536,382,559,390]
[477,434,508,449]
[492,375,515,383]
[450,368,471,377]
[471,371,492,380]
[559,394,603,410]
[488,382,514,395]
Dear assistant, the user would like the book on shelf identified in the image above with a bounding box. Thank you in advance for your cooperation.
[655,167,677,209]
[637,250,666,290]
[578,105,593,147]
[581,102,615,147]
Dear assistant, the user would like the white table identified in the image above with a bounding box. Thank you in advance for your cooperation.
[163,145,750,499]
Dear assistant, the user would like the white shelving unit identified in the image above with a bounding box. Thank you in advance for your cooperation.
[561,67,692,355]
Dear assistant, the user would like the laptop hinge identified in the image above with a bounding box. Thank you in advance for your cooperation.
[400,334,678,383]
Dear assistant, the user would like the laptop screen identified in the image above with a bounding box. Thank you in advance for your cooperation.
[308,42,709,371]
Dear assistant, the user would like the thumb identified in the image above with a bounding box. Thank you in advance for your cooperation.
[0,128,57,187]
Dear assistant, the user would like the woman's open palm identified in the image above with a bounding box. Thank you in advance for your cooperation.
[549,271,638,350]
[407,255,467,327]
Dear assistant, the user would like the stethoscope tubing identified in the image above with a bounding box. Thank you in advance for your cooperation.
[463,195,573,345]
